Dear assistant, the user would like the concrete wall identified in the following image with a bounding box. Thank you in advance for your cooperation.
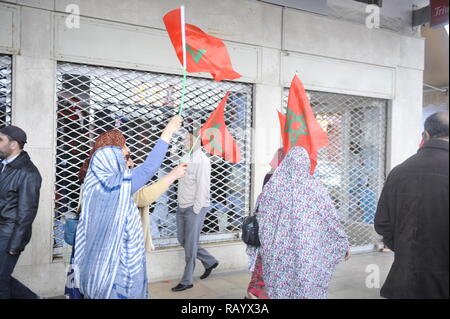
[0,0,424,297]
[424,90,449,107]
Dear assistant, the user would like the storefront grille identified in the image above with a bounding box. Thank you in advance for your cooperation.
[0,55,12,128]
[283,89,387,247]
[54,62,253,259]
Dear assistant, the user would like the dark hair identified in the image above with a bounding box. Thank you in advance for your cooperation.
[424,111,449,139]
[4,134,25,150]
[16,140,25,150]
[186,117,205,135]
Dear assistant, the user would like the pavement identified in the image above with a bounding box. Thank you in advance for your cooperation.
[149,251,394,299]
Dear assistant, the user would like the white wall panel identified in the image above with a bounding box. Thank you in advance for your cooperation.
[387,67,423,171]
[0,3,19,54]
[281,52,395,99]
[284,8,405,68]
[54,0,283,49]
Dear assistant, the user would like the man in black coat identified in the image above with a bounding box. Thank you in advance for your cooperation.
[375,111,449,299]
[0,125,42,299]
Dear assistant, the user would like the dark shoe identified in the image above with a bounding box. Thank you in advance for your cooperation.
[171,283,194,292]
[200,262,219,280]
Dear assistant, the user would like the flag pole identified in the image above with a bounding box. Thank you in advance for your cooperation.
[179,5,187,116]
[187,134,201,156]
[180,134,201,164]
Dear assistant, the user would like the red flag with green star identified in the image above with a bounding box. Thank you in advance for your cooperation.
[278,75,328,175]
[200,91,241,163]
[163,8,241,82]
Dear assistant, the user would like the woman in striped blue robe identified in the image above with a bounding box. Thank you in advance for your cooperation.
[73,117,181,299]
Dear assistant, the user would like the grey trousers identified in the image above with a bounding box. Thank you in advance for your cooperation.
[176,206,218,285]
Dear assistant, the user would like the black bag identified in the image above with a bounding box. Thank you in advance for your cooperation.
[242,205,261,247]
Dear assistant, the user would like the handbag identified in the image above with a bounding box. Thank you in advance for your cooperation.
[241,203,261,247]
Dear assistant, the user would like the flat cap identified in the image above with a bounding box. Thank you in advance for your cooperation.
[0,125,27,144]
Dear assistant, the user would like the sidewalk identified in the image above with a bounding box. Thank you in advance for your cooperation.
[149,251,394,299]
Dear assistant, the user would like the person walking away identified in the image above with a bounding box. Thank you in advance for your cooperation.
[246,146,350,299]
[375,111,449,299]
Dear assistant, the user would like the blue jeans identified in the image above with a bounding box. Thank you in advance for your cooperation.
[0,236,38,299]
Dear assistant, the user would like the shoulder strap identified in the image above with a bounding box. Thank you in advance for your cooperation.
[252,195,262,216]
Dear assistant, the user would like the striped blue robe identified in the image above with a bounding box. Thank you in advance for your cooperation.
[74,146,147,299]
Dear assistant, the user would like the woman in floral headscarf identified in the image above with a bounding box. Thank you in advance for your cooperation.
[246,146,350,299]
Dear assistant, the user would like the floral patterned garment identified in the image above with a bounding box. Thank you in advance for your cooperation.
[247,146,349,299]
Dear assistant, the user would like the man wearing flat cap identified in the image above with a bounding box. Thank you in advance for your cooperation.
[0,125,42,299]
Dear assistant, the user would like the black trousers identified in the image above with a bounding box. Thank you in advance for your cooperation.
[0,235,38,299]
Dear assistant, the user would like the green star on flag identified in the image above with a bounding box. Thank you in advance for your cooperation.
[163,8,241,82]
[277,74,328,175]
[204,122,223,153]
[284,109,308,146]
[186,45,207,64]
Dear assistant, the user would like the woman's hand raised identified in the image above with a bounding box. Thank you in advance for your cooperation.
[160,116,183,143]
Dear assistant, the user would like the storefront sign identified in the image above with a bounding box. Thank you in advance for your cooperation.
[431,0,449,28]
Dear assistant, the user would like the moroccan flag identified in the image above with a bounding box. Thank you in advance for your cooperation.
[278,75,328,175]
[200,91,241,163]
[163,8,241,82]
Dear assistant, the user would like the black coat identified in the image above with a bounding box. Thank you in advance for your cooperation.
[0,151,42,253]
[375,139,449,299]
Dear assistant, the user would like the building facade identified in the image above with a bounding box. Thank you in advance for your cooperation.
[0,0,424,297]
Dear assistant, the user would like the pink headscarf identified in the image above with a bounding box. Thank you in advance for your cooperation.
[269,148,285,171]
